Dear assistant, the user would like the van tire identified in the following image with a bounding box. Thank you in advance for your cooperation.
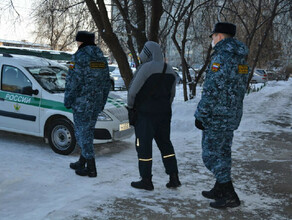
[47,118,76,155]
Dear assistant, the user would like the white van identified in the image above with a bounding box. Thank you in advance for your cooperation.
[0,53,133,155]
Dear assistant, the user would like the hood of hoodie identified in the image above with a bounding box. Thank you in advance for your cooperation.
[214,38,248,57]
[139,41,164,63]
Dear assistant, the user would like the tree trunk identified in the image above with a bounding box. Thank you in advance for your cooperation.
[172,33,192,101]
[133,0,148,52]
[194,44,212,88]
[113,0,147,53]
[85,0,133,89]
[148,0,163,42]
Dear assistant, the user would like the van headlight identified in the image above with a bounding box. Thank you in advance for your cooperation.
[97,112,113,121]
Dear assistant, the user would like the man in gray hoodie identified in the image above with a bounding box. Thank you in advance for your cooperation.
[127,41,181,190]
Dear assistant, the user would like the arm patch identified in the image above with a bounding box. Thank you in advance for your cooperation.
[211,63,220,72]
[238,65,248,74]
[90,61,106,69]
[69,62,75,70]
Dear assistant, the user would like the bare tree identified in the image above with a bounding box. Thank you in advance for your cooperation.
[165,0,212,101]
[170,0,195,101]
[111,0,148,67]
[6,0,291,97]
[84,0,133,88]
[158,1,175,57]
[148,0,163,42]
[85,0,165,88]
[116,0,140,68]
[112,0,164,65]
[32,0,90,51]
[0,0,20,17]
[0,0,23,30]
[31,0,165,88]
[216,0,292,84]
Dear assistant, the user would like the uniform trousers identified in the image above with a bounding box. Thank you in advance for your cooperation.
[134,113,178,178]
[202,130,234,183]
[73,111,98,160]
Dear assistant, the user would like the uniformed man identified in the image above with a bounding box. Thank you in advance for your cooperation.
[127,41,181,190]
[64,31,111,177]
[194,22,249,208]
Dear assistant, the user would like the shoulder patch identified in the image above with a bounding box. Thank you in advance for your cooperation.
[69,62,75,70]
[238,65,248,74]
[90,61,106,69]
[211,63,220,72]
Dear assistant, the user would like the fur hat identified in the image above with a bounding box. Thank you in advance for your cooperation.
[209,22,236,38]
[76,31,95,44]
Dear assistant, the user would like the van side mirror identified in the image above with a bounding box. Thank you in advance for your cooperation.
[32,89,39,95]
[22,86,39,95]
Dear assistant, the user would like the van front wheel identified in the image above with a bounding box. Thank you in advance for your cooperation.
[47,118,76,155]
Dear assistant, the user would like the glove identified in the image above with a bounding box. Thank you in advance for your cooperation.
[195,119,204,130]
[64,100,72,109]
[64,103,71,109]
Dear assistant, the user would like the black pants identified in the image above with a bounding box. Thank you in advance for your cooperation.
[134,113,178,178]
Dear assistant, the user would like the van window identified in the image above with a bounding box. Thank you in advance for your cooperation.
[1,65,32,95]
[27,66,67,93]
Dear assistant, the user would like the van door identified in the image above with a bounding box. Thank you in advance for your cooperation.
[0,65,40,134]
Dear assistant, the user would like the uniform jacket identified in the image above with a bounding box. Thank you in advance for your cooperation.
[127,41,176,114]
[195,38,249,131]
[64,44,111,114]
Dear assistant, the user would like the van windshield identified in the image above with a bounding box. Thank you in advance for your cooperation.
[27,66,68,93]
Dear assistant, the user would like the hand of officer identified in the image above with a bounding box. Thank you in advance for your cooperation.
[64,103,71,109]
[64,99,72,109]
[195,119,204,130]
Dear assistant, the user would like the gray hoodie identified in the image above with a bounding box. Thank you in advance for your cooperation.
[127,41,176,113]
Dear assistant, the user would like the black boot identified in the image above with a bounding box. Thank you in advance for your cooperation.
[131,177,154,191]
[166,173,181,188]
[202,181,222,200]
[70,155,86,170]
[210,181,241,209]
[75,158,97,177]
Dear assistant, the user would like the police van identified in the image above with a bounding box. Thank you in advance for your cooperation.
[0,53,133,155]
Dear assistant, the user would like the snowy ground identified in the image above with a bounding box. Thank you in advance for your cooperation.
[0,79,291,220]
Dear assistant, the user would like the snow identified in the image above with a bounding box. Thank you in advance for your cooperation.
[0,79,291,219]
